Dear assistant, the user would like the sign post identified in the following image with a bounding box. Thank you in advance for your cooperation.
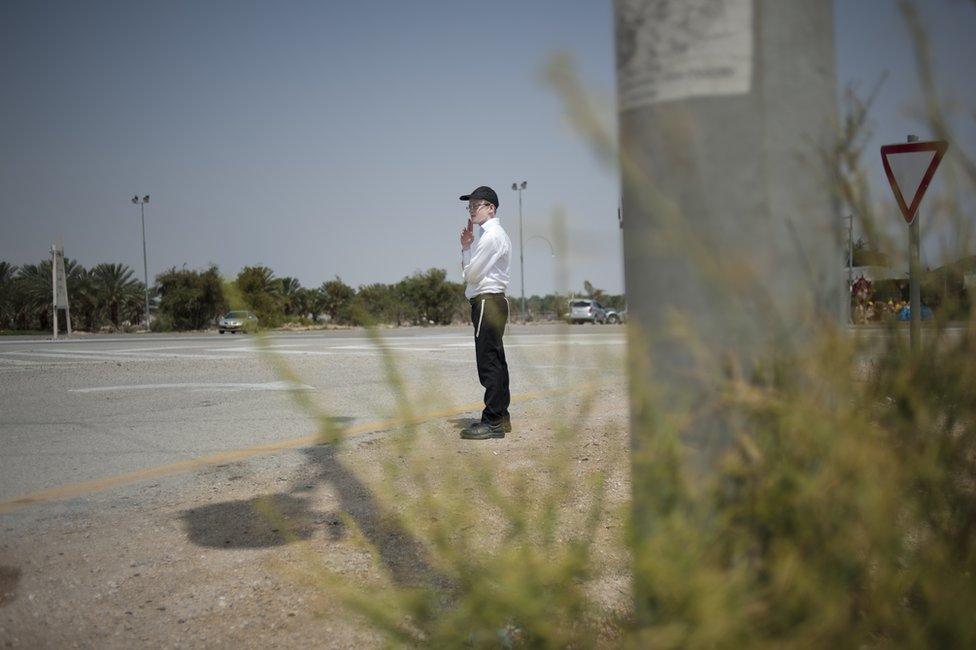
[51,244,72,340]
[880,137,948,353]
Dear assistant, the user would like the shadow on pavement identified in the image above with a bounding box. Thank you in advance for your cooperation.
[179,420,446,591]
[297,444,445,589]
[180,494,323,548]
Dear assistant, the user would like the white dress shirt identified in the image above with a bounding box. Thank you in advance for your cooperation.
[461,217,511,299]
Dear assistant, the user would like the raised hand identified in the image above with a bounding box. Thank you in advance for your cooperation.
[460,218,474,250]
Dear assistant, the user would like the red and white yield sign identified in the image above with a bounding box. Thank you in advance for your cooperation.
[881,140,948,224]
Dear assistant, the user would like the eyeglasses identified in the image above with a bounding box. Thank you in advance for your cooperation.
[467,201,491,213]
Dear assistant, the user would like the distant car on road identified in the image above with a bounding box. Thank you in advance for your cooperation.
[568,299,607,324]
[218,311,258,334]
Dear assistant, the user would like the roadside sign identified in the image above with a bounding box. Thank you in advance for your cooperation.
[53,247,69,308]
[51,244,72,338]
[880,140,948,224]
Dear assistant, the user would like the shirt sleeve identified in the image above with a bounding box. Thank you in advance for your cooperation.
[462,232,504,286]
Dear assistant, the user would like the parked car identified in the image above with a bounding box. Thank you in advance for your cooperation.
[605,307,627,324]
[568,299,607,324]
[218,311,258,334]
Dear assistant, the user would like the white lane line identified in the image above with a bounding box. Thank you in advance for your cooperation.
[0,359,89,367]
[212,343,449,353]
[112,344,237,353]
[238,335,473,347]
[0,351,156,363]
[0,332,475,346]
[330,345,444,352]
[25,349,242,361]
[0,335,222,346]
[1,350,240,362]
[0,357,52,366]
[0,331,612,349]
[441,340,625,348]
[434,358,608,370]
[207,348,381,357]
[69,381,315,394]
[504,341,626,348]
[0,329,615,347]
[128,353,243,360]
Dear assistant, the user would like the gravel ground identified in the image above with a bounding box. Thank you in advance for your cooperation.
[0,327,630,647]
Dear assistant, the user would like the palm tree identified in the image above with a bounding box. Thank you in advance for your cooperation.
[70,268,102,332]
[12,262,54,330]
[583,280,605,302]
[5,258,88,331]
[276,276,302,316]
[121,285,149,326]
[236,265,277,296]
[293,287,315,319]
[92,263,142,327]
[0,261,15,285]
[0,261,18,329]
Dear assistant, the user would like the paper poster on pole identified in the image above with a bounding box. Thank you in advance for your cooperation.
[616,0,753,111]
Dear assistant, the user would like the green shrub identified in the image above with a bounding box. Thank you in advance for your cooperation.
[149,314,174,333]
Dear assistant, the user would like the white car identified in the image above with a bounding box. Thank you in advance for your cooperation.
[218,311,258,334]
[568,299,607,324]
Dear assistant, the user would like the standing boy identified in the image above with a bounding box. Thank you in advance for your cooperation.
[458,186,512,439]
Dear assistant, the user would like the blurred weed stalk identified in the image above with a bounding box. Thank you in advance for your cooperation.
[225,219,629,646]
[584,0,972,645]
[220,0,976,645]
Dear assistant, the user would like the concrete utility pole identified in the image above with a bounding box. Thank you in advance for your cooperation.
[131,195,151,332]
[614,0,840,626]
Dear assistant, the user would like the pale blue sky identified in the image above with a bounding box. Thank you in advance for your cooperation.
[1,1,973,294]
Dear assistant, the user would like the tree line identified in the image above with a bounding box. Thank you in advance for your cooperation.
[0,258,624,332]
[0,259,146,332]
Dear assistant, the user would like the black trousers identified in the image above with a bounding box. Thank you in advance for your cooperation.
[470,293,510,424]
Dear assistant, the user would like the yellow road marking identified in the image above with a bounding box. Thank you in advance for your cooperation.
[0,384,600,514]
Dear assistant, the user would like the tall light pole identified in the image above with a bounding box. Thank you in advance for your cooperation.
[511,181,527,322]
[131,194,151,332]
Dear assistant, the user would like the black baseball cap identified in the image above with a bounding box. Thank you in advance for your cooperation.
[459,186,499,209]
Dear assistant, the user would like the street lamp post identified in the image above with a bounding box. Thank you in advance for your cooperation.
[131,194,151,332]
[511,181,527,322]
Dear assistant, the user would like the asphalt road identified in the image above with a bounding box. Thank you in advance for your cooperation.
[0,325,628,646]
[0,325,625,512]
[2,321,963,515]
